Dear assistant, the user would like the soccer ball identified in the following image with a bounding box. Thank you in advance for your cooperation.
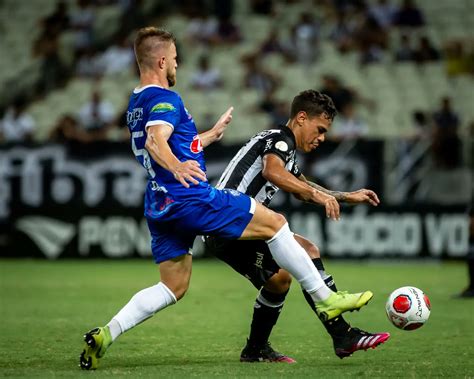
[385,286,431,330]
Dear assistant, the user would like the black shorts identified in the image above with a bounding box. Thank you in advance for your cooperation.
[204,236,281,289]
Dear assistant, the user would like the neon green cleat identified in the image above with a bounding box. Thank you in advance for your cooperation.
[316,291,374,321]
[79,326,112,370]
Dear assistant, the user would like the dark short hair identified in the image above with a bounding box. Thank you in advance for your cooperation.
[290,90,337,121]
[134,27,176,69]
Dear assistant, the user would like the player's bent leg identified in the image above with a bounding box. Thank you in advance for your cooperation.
[241,205,330,299]
[243,205,373,319]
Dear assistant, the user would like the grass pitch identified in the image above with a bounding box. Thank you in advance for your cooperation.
[0,259,473,378]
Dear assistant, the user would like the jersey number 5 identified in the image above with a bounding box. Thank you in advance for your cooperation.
[131,131,164,192]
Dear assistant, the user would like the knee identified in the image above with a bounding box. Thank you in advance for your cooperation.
[274,213,287,229]
[269,213,287,235]
[258,212,288,240]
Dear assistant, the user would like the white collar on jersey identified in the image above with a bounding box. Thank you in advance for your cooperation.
[133,84,165,94]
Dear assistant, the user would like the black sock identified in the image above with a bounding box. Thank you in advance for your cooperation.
[248,288,288,347]
[322,316,351,338]
[302,259,351,338]
[312,257,326,272]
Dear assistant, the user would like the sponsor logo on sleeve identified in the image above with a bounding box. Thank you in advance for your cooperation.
[151,103,176,113]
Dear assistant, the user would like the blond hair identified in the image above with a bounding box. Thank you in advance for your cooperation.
[134,27,176,71]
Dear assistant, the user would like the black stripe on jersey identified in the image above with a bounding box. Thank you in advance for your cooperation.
[221,140,263,189]
[245,172,267,198]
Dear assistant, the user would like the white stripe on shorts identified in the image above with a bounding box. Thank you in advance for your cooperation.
[249,197,256,214]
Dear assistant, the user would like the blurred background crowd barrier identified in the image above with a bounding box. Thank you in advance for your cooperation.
[0,0,472,259]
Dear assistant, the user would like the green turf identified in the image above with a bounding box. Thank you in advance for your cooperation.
[0,259,473,378]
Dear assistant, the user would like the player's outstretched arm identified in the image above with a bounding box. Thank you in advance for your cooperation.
[199,106,233,147]
[262,154,340,220]
[300,174,380,206]
[146,124,207,188]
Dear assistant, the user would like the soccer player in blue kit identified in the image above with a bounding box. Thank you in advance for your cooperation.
[80,27,374,370]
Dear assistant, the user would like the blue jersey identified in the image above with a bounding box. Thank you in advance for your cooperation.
[126,86,254,264]
[126,85,212,219]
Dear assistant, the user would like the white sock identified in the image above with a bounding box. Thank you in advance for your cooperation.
[106,319,122,341]
[266,223,332,302]
[108,282,177,339]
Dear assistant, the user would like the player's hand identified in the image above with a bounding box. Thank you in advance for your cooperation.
[346,189,380,206]
[212,106,234,142]
[312,190,340,221]
[172,160,207,188]
[323,195,340,221]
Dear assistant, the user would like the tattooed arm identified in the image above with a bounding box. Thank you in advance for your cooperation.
[298,174,380,206]
[306,180,348,202]
[262,154,341,220]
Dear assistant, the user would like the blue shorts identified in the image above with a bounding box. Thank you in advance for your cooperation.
[146,188,256,264]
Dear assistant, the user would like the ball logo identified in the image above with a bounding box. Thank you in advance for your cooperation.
[190,135,203,153]
[393,294,411,314]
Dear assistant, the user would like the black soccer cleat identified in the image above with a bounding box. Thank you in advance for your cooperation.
[240,340,296,363]
[333,327,390,359]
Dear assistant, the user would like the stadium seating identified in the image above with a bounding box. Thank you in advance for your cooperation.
[4,0,469,143]
[0,1,125,106]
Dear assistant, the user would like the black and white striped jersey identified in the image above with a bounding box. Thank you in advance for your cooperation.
[216,125,301,206]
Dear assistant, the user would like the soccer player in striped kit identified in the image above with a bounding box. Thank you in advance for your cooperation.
[205,90,390,362]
